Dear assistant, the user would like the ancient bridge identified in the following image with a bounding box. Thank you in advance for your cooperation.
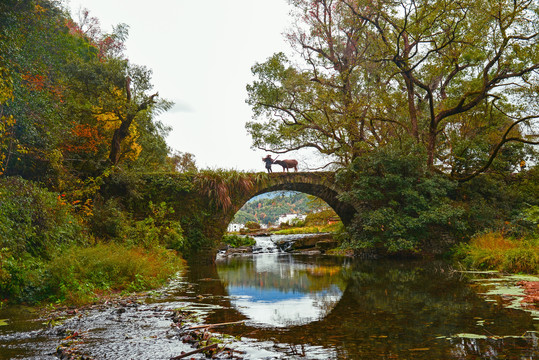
[127,171,355,255]
[233,172,354,225]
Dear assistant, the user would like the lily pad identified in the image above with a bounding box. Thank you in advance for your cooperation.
[453,333,488,339]
[0,319,9,326]
[506,275,539,282]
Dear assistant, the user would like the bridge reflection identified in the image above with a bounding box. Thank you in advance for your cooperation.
[216,253,347,327]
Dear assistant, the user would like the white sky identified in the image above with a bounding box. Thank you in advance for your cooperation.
[65,0,295,172]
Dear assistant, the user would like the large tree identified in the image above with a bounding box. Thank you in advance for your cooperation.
[0,1,173,185]
[247,0,539,179]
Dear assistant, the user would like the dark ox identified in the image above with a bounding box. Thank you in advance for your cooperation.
[273,159,298,172]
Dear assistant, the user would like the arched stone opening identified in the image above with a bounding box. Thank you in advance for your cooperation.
[222,179,355,238]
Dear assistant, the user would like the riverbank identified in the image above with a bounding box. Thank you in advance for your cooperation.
[0,242,184,308]
[455,231,539,275]
[0,177,187,307]
[2,235,539,359]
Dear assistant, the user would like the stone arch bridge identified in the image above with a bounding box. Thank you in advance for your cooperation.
[123,171,355,255]
[230,172,354,227]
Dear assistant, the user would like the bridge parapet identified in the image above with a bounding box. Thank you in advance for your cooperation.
[133,170,354,255]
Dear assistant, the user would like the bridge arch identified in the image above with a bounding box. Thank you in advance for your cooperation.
[223,172,355,236]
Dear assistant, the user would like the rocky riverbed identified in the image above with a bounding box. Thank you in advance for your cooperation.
[219,233,339,257]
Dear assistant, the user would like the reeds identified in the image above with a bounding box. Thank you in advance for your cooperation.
[457,232,539,274]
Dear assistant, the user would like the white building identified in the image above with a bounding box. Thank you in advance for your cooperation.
[276,213,306,225]
[227,223,244,232]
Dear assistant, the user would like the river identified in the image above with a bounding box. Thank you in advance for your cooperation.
[1,234,538,359]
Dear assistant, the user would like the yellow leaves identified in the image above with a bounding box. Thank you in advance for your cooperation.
[93,108,141,162]
[34,4,46,14]
[0,67,14,104]
[0,115,21,176]
[125,137,142,161]
[95,111,120,129]
[0,115,15,130]
[119,122,141,162]
[73,198,93,217]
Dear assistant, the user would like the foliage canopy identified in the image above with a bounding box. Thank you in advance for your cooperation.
[247,0,539,178]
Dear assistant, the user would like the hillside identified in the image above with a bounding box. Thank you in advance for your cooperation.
[232,191,328,225]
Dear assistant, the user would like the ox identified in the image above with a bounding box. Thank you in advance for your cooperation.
[273,159,298,172]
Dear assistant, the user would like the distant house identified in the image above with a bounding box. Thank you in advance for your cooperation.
[227,223,244,232]
[327,216,340,225]
[276,213,306,225]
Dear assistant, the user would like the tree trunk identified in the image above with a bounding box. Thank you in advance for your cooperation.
[404,73,419,141]
[107,77,157,166]
[426,128,436,169]
[108,114,134,166]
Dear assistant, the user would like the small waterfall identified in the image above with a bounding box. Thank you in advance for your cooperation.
[252,235,279,253]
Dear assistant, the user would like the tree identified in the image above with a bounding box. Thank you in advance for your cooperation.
[247,0,539,179]
[0,0,175,206]
[62,14,173,171]
[337,143,465,253]
[168,151,197,173]
[107,74,159,166]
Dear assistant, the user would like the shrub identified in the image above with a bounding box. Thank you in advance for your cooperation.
[244,221,261,230]
[0,177,83,258]
[304,209,339,227]
[222,234,256,248]
[337,144,465,254]
[0,248,50,303]
[0,243,184,305]
[89,198,129,240]
[46,243,183,304]
[124,201,185,251]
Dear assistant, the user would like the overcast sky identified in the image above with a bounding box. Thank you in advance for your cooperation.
[65,0,295,172]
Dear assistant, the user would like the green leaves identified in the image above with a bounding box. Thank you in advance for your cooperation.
[246,0,539,176]
[337,143,464,253]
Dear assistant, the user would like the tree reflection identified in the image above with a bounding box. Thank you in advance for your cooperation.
[216,254,347,327]
[206,257,539,359]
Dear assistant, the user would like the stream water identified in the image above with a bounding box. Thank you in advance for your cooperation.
[1,234,538,359]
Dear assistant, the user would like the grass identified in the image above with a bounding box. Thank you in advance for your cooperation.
[0,243,184,306]
[456,232,539,274]
[47,243,184,305]
[222,234,256,248]
[272,222,343,235]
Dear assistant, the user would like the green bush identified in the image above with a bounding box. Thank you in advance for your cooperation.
[337,144,465,254]
[0,177,83,257]
[222,234,256,248]
[304,209,339,226]
[244,221,261,230]
[0,248,50,303]
[89,198,129,240]
[124,201,185,251]
[46,243,183,304]
[0,243,184,305]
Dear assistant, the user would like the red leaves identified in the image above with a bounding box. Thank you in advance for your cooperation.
[21,73,46,92]
[518,281,539,310]
[61,123,104,154]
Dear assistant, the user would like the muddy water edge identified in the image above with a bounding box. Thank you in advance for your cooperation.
[0,234,538,359]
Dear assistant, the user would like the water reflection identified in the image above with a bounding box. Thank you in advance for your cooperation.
[216,253,347,327]
[205,256,539,359]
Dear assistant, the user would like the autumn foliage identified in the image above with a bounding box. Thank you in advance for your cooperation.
[0,0,181,305]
